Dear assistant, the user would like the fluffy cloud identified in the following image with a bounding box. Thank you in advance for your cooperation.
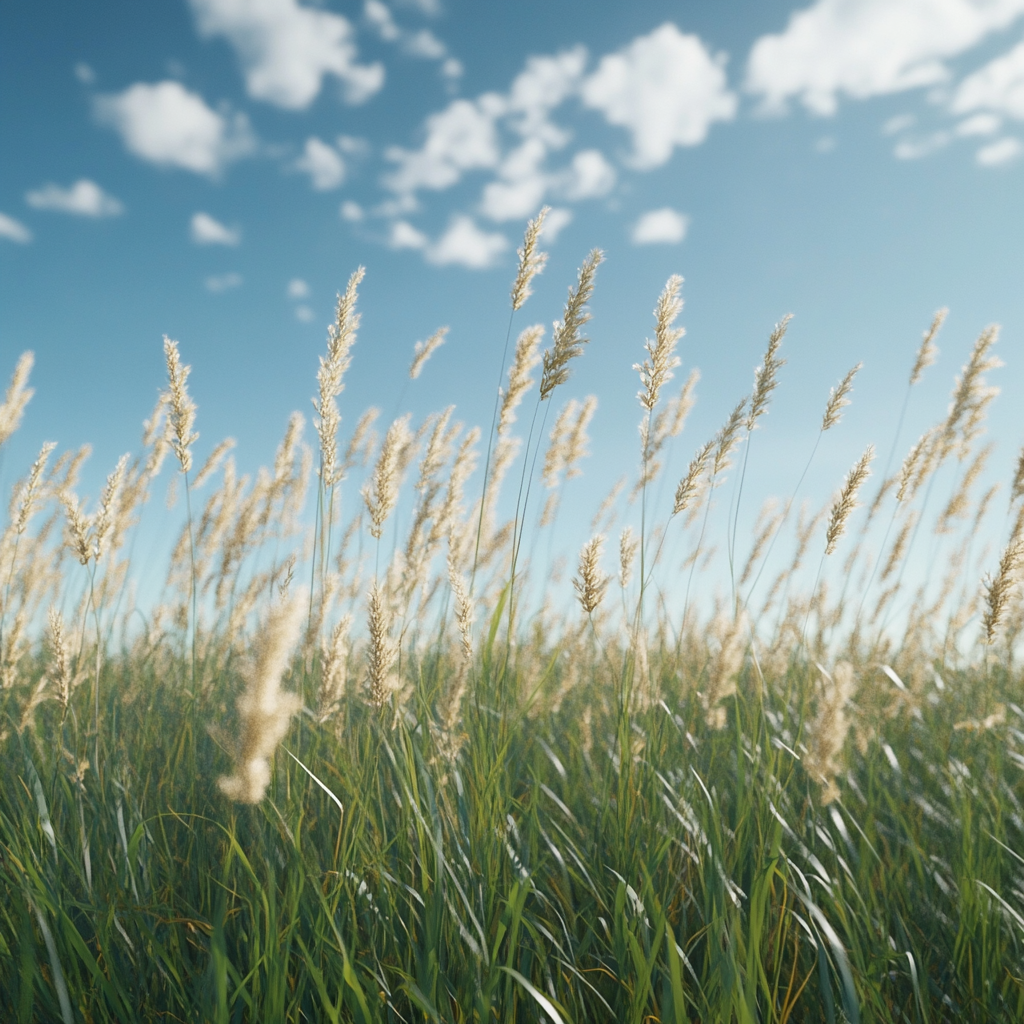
[631,207,689,245]
[385,97,503,194]
[295,137,346,189]
[539,207,572,242]
[747,0,1024,116]
[25,179,123,217]
[205,272,243,292]
[0,212,32,244]
[95,80,254,175]
[389,219,429,249]
[559,149,616,200]
[893,131,951,159]
[581,23,736,168]
[952,37,1024,119]
[191,212,241,245]
[426,215,508,268]
[287,278,310,298]
[340,200,365,221]
[189,0,384,109]
[976,135,1022,163]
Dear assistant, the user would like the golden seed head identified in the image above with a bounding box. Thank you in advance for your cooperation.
[162,337,199,474]
[511,207,550,312]
[409,326,449,380]
[821,362,862,432]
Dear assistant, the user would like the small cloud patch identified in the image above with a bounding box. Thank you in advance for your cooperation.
[205,272,243,293]
[191,212,240,245]
[26,179,123,217]
[632,207,689,245]
[0,212,32,244]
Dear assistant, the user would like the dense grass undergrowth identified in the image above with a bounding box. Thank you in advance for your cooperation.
[2,210,1024,1021]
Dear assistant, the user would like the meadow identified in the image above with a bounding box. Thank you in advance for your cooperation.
[1,208,1023,1023]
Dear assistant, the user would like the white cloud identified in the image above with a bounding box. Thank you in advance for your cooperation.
[882,113,916,135]
[746,0,1024,116]
[956,111,1002,134]
[441,58,463,80]
[295,136,346,189]
[426,215,508,267]
[539,207,572,242]
[632,207,689,245]
[389,219,429,249]
[191,212,241,245]
[287,278,310,298]
[189,0,384,109]
[95,80,254,175]
[507,48,587,145]
[295,304,315,322]
[0,212,32,244]
[560,149,616,199]
[206,272,243,292]
[952,37,1024,119]
[976,135,1022,162]
[340,200,365,221]
[814,135,837,152]
[581,23,736,168]
[384,96,503,194]
[405,28,446,59]
[893,131,952,159]
[25,179,123,217]
[365,0,400,41]
[75,62,96,84]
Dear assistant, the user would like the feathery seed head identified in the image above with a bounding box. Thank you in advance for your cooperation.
[0,351,34,450]
[540,248,603,400]
[573,534,610,615]
[822,362,862,432]
[47,607,71,716]
[982,503,1024,644]
[635,275,684,412]
[1011,445,1024,506]
[92,454,129,562]
[13,441,57,535]
[618,526,638,589]
[498,325,544,436]
[60,491,93,565]
[314,267,365,487]
[217,593,305,803]
[409,326,448,379]
[825,444,874,555]
[673,438,714,516]
[747,316,790,431]
[909,307,947,386]
[364,415,412,540]
[162,338,199,474]
[366,581,396,708]
[713,398,748,478]
[942,325,1001,461]
[511,207,550,311]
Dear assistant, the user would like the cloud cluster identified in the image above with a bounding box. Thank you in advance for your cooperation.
[746,0,1024,115]
[389,214,508,268]
[295,136,347,189]
[95,80,255,175]
[189,0,384,109]
[26,179,123,217]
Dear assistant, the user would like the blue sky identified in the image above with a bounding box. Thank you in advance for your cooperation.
[2,0,1023,599]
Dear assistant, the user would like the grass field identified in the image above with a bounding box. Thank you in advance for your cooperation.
[2,212,1023,1022]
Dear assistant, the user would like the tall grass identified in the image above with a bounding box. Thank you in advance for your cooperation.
[1,214,1023,1023]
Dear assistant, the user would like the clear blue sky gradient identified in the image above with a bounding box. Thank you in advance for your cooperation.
[2,0,1023,609]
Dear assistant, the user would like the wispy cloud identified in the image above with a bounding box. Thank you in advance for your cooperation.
[95,80,254,175]
[294,137,346,190]
[26,179,123,217]
[0,212,32,244]
[205,272,243,292]
[191,212,241,245]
